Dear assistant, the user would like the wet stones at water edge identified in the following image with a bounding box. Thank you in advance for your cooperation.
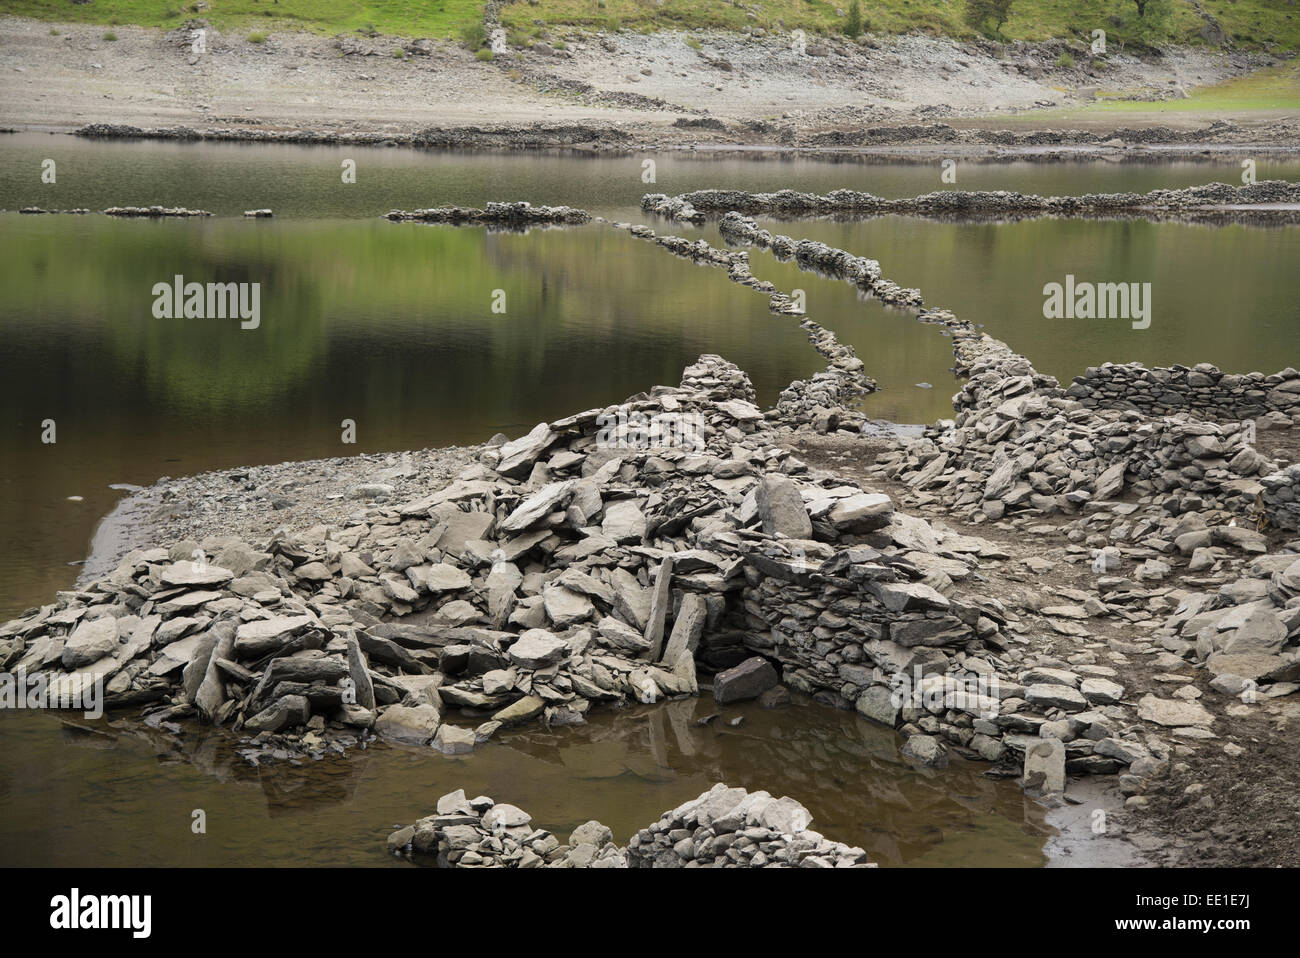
[8,344,1276,798]
[388,784,873,868]
[388,788,626,868]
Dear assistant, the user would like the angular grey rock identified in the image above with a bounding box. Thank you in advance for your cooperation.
[900,734,949,768]
[755,475,812,539]
[194,619,237,722]
[1220,607,1286,656]
[1136,694,1214,728]
[233,614,315,657]
[345,633,377,711]
[1080,677,1125,705]
[713,656,778,704]
[644,557,674,660]
[245,694,311,733]
[661,591,707,666]
[1023,683,1089,712]
[499,480,573,534]
[507,629,569,669]
[828,492,894,533]
[496,422,556,478]
[855,685,899,727]
[601,499,647,543]
[1023,739,1066,794]
[159,560,235,588]
[542,584,595,629]
[61,616,119,669]
[374,703,442,745]
[596,615,653,655]
[433,723,477,754]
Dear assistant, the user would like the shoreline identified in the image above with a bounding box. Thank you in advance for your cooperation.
[10,124,1300,164]
[3,14,1297,159]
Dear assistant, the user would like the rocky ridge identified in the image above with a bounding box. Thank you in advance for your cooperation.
[384,202,591,226]
[610,219,877,429]
[642,182,1300,224]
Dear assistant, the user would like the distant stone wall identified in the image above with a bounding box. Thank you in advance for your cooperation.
[1066,362,1300,423]
[1262,465,1300,532]
[878,333,1275,522]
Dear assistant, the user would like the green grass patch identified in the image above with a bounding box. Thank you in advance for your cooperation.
[5,0,1298,49]
[3,1,487,40]
[1035,60,1300,118]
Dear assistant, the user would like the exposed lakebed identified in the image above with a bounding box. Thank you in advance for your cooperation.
[0,134,1296,866]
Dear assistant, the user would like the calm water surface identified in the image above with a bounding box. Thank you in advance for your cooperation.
[0,698,1047,867]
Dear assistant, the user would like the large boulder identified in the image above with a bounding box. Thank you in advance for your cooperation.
[755,475,812,539]
[713,656,779,704]
[61,617,119,669]
[507,629,569,669]
[374,704,442,744]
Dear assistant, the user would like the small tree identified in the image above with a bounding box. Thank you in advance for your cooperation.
[965,0,1016,37]
[1132,0,1173,45]
[844,0,864,39]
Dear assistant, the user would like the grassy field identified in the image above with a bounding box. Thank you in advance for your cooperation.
[5,0,1299,49]
[1044,59,1300,118]
[3,1,484,38]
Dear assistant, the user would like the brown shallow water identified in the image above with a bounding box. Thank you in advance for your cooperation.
[0,696,1048,868]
